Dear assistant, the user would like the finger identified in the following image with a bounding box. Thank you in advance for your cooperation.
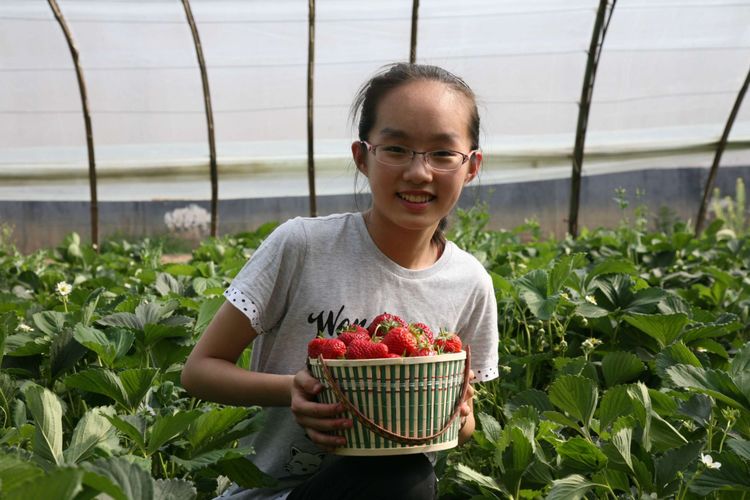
[306,428,347,451]
[296,413,352,434]
[293,369,323,396]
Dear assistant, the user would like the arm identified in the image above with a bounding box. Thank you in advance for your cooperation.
[457,372,476,446]
[181,301,351,450]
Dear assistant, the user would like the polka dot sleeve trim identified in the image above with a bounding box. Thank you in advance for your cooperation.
[472,365,499,383]
[224,287,265,335]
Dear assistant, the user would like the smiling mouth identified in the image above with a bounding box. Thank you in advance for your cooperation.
[398,193,435,203]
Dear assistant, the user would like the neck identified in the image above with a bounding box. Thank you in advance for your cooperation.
[362,210,442,270]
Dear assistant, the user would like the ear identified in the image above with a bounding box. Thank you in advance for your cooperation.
[464,150,482,184]
[351,141,368,176]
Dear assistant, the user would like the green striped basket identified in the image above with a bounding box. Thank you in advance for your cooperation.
[308,350,469,456]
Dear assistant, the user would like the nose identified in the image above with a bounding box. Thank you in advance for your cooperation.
[402,152,433,183]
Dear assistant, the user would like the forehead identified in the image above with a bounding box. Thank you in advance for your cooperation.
[371,80,474,144]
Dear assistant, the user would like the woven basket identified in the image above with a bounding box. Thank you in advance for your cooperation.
[308,349,469,456]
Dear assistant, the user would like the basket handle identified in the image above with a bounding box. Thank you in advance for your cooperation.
[317,347,472,446]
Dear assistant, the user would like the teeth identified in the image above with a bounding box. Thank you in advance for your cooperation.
[399,193,432,203]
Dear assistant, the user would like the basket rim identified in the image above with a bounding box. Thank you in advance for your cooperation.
[308,350,466,367]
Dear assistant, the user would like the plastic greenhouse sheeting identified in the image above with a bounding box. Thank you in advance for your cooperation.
[1,0,749,201]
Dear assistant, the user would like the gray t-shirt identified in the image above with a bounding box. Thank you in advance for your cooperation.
[221,212,499,499]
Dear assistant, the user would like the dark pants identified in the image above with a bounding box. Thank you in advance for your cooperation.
[287,454,438,500]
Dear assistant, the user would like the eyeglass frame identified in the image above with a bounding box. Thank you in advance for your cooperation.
[360,140,480,172]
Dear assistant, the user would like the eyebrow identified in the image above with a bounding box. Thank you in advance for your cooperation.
[378,127,461,144]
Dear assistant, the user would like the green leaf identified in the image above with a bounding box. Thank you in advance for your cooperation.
[97,312,142,331]
[452,463,506,494]
[611,425,634,471]
[171,446,254,472]
[589,258,638,279]
[729,439,750,461]
[147,411,201,455]
[49,327,87,379]
[546,474,599,500]
[557,436,608,473]
[666,364,750,411]
[0,450,44,491]
[32,311,66,336]
[548,375,598,428]
[690,451,750,495]
[73,324,134,367]
[186,408,260,455]
[80,287,105,327]
[153,478,197,500]
[601,352,645,387]
[142,324,190,347]
[83,456,154,500]
[476,412,502,443]
[730,342,750,402]
[516,270,558,320]
[105,414,146,451]
[195,296,224,335]
[550,253,587,293]
[598,385,634,431]
[508,421,535,470]
[22,382,63,465]
[164,264,196,277]
[119,368,159,411]
[623,313,689,348]
[627,383,654,452]
[575,302,612,318]
[4,468,83,500]
[64,407,115,464]
[65,368,129,409]
[543,410,583,434]
[683,313,742,343]
[677,394,713,427]
[690,339,729,359]
[216,456,279,489]
[155,273,184,296]
[654,440,703,492]
[505,389,554,416]
[81,469,128,500]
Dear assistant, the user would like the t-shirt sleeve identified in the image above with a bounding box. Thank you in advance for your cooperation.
[459,271,499,383]
[225,218,307,335]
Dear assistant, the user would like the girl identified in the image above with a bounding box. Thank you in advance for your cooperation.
[181,63,499,500]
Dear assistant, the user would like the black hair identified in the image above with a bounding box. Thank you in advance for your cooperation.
[350,63,481,248]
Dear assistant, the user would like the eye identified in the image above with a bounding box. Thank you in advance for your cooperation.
[430,150,461,159]
[380,145,410,155]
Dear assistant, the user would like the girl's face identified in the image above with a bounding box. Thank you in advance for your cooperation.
[352,80,481,238]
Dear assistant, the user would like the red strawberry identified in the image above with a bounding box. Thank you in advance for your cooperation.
[320,338,347,359]
[337,324,370,346]
[386,353,401,358]
[415,346,436,357]
[368,312,407,338]
[381,326,418,357]
[408,322,434,343]
[346,338,373,360]
[346,338,390,359]
[307,336,327,359]
[434,330,462,354]
[365,341,390,359]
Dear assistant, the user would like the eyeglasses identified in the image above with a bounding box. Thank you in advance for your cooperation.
[361,141,478,172]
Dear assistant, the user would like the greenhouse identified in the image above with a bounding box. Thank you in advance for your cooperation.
[1,0,749,498]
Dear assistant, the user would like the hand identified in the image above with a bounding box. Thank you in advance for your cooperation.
[290,368,352,452]
[459,369,475,428]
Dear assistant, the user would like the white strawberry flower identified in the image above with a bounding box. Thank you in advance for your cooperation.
[585,294,597,305]
[582,337,602,350]
[55,281,72,297]
[17,322,33,332]
[701,454,721,469]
